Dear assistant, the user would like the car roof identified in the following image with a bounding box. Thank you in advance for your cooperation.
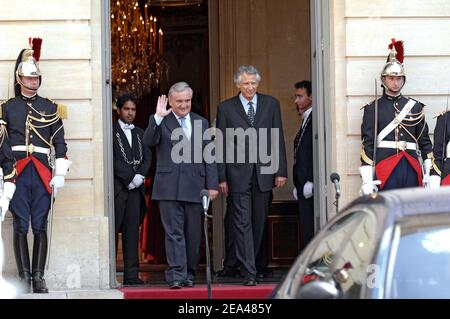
[345,187,450,220]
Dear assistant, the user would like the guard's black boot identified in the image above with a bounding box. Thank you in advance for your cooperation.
[32,232,48,293]
[13,232,32,293]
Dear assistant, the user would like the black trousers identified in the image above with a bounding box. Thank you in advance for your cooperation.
[223,197,271,273]
[228,171,271,278]
[115,189,142,281]
[298,193,314,250]
[159,200,203,283]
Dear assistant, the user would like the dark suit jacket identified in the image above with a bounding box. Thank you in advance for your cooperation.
[143,112,218,203]
[113,121,151,221]
[293,112,313,190]
[216,93,287,193]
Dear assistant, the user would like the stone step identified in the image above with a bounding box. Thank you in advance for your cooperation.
[14,289,123,299]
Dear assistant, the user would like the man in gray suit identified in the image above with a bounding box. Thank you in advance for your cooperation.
[216,65,287,286]
[144,82,219,289]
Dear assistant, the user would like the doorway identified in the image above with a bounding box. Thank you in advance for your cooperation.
[108,0,211,285]
[103,0,331,287]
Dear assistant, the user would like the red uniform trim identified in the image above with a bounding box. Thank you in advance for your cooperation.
[16,156,52,194]
[376,152,423,189]
[442,174,450,186]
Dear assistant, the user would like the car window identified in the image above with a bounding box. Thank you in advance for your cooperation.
[300,210,378,298]
[389,216,450,299]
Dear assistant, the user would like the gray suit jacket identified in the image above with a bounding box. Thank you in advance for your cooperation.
[216,93,287,193]
[144,112,218,203]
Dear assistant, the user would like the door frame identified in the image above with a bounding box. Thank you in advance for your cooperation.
[311,0,332,230]
[101,0,117,288]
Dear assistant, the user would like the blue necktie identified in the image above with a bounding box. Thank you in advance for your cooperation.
[179,117,189,137]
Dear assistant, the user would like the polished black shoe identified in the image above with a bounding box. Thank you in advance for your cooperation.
[18,272,32,294]
[169,281,182,289]
[181,279,195,287]
[243,277,257,286]
[32,272,49,294]
[123,278,146,286]
[256,268,274,280]
[215,268,237,278]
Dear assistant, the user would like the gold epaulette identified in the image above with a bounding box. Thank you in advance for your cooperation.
[0,97,14,118]
[57,104,68,119]
[433,109,449,119]
[46,98,68,119]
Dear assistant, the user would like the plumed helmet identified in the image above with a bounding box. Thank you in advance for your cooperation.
[380,39,405,78]
[14,38,43,96]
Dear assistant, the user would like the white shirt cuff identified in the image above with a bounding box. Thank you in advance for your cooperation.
[154,114,163,125]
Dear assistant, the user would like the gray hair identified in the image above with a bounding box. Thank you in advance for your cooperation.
[233,65,261,84]
[168,81,193,98]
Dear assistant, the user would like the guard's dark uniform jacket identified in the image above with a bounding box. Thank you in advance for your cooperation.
[361,93,433,189]
[0,120,17,182]
[1,94,67,194]
[432,110,450,185]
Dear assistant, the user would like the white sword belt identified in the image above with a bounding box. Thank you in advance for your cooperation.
[12,144,50,155]
[378,140,417,151]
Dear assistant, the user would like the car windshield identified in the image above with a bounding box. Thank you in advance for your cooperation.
[390,216,450,299]
[295,210,378,298]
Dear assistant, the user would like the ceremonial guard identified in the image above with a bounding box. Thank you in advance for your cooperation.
[1,38,69,293]
[0,121,17,221]
[431,109,450,185]
[359,39,439,195]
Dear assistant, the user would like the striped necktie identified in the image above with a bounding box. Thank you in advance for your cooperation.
[247,101,255,126]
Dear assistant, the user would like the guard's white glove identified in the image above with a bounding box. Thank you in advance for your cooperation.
[422,159,432,188]
[49,175,65,197]
[127,182,136,190]
[429,175,441,189]
[50,158,72,197]
[54,158,72,176]
[0,182,16,222]
[359,166,381,196]
[292,187,298,200]
[303,181,314,199]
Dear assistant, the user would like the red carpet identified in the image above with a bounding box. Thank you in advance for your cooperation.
[120,284,276,299]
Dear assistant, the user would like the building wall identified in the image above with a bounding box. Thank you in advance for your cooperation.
[0,0,109,290]
[331,0,450,207]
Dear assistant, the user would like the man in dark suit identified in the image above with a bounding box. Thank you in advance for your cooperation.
[144,82,219,289]
[216,65,287,286]
[113,93,150,286]
[292,80,314,249]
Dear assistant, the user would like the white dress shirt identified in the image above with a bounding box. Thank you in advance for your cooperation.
[154,111,192,138]
[239,93,258,114]
[118,119,134,147]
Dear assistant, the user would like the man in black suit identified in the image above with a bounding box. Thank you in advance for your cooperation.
[216,65,287,286]
[113,93,150,286]
[144,82,219,289]
[292,80,314,249]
